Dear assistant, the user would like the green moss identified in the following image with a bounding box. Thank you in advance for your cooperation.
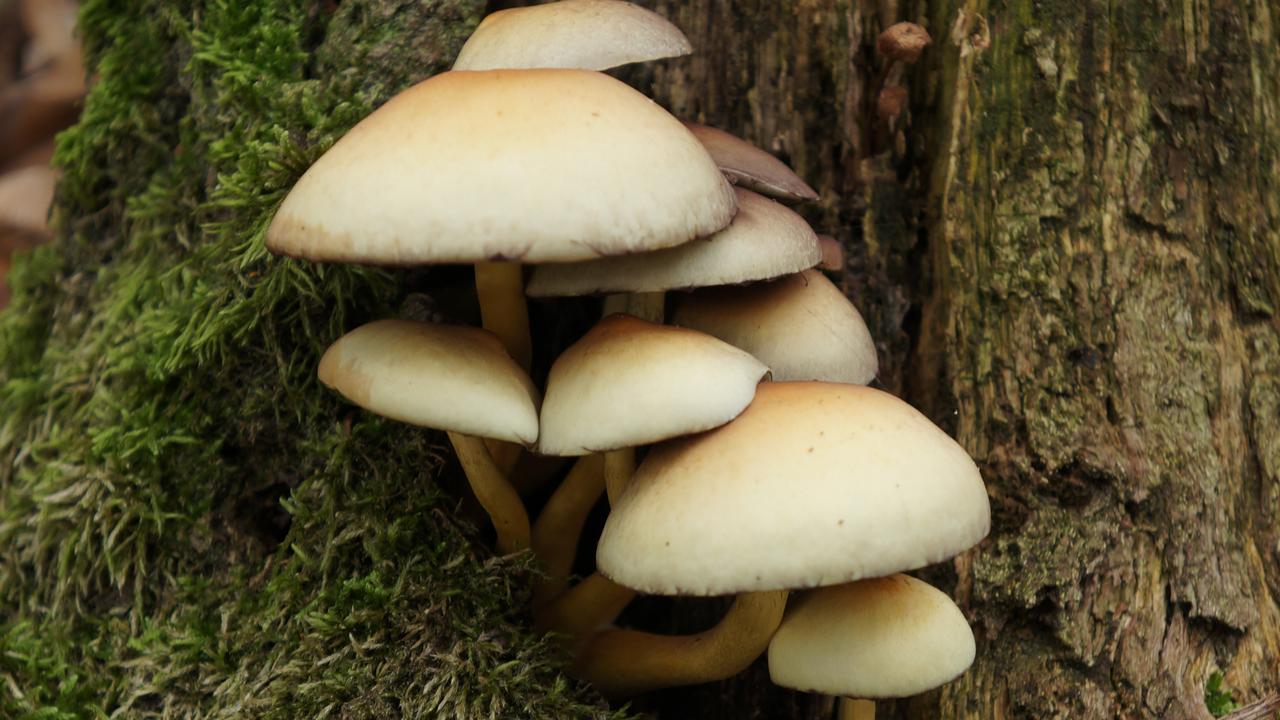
[0,1,628,717]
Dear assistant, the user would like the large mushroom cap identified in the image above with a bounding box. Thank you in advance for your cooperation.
[538,314,768,456]
[318,319,540,445]
[267,69,735,265]
[768,574,976,698]
[596,382,989,595]
[685,122,819,202]
[673,269,878,384]
[453,0,691,72]
[526,187,818,296]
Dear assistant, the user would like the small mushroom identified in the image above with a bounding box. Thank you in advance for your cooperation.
[817,233,844,272]
[527,188,820,299]
[318,319,539,553]
[684,122,819,202]
[674,269,878,385]
[768,574,976,717]
[453,0,692,72]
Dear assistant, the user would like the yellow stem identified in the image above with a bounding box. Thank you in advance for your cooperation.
[475,261,532,371]
[839,698,875,720]
[532,454,605,609]
[603,447,635,505]
[572,589,788,698]
[536,572,636,649]
[446,431,530,554]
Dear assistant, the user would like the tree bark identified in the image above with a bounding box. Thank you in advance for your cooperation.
[612,0,1280,717]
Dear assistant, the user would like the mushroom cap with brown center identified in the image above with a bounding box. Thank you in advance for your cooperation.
[526,187,818,296]
[267,69,735,265]
[673,269,877,384]
[685,122,819,202]
[538,314,769,456]
[318,319,540,445]
[596,382,989,595]
[453,0,691,72]
[768,574,976,698]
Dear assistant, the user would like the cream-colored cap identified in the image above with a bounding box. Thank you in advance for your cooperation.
[453,0,691,71]
[538,314,768,456]
[526,188,818,296]
[673,270,877,385]
[596,382,989,595]
[768,574,976,698]
[267,69,735,265]
[318,319,540,445]
[685,122,818,202]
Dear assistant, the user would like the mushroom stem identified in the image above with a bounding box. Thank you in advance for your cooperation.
[446,431,530,554]
[571,589,788,698]
[536,572,636,648]
[839,698,875,720]
[475,261,533,371]
[532,454,605,609]
[603,447,635,505]
[625,291,665,323]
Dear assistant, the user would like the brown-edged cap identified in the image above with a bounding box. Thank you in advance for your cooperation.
[318,319,540,445]
[526,187,818,296]
[596,382,989,595]
[768,574,976,698]
[673,270,877,385]
[876,22,932,64]
[685,122,819,202]
[267,70,735,265]
[538,314,768,456]
[453,0,691,72]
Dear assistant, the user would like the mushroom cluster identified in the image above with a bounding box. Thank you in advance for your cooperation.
[267,1,983,713]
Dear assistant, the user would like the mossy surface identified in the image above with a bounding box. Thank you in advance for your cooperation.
[0,2,625,717]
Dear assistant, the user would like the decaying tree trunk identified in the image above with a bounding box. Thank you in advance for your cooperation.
[616,0,1280,717]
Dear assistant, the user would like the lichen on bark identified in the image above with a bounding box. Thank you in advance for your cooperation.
[0,2,626,717]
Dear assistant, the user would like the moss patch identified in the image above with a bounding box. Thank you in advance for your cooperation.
[0,1,625,717]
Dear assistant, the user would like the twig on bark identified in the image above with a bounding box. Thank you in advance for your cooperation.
[1221,693,1280,720]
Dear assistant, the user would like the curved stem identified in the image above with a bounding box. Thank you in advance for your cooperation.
[475,261,532,371]
[603,447,635,505]
[532,454,605,609]
[571,589,788,698]
[839,698,875,720]
[536,572,636,649]
[447,431,530,554]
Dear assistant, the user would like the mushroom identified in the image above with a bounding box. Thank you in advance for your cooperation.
[578,381,989,696]
[267,68,736,370]
[768,574,976,719]
[317,319,539,553]
[684,122,819,203]
[673,269,878,385]
[532,314,768,636]
[817,234,845,272]
[527,187,820,323]
[453,0,691,72]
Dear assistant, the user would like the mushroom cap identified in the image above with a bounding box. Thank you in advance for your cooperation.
[267,69,735,265]
[673,270,877,385]
[526,187,819,296]
[318,319,540,445]
[453,0,691,72]
[768,574,976,698]
[596,382,989,595]
[817,234,844,271]
[538,314,768,456]
[685,122,819,202]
